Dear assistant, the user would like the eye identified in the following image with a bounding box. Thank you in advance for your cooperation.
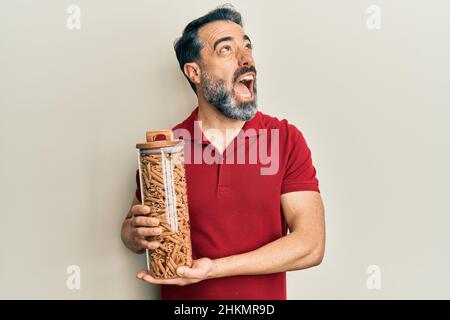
[245,43,253,49]
[219,45,232,54]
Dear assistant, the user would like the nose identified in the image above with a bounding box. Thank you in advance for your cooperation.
[237,48,254,68]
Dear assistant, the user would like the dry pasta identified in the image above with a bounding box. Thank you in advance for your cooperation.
[138,150,193,279]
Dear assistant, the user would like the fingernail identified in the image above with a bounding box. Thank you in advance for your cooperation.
[177,268,185,276]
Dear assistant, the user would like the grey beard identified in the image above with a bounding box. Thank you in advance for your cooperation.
[200,71,257,121]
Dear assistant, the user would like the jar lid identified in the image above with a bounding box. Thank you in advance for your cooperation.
[136,130,182,149]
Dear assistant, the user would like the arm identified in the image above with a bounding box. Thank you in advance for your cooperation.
[210,191,325,277]
[137,190,325,285]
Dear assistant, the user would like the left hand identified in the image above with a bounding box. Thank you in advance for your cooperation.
[136,258,215,286]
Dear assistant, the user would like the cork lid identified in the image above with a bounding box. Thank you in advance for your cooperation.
[136,130,182,149]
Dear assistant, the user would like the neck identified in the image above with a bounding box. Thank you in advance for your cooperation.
[196,91,247,154]
[196,92,245,133]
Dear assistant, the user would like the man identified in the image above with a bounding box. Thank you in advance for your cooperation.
[121,5,325,300]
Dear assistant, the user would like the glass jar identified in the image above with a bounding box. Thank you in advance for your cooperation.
[136,130,193,279]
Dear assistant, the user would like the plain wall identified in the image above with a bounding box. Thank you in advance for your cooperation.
[0,0,449,299]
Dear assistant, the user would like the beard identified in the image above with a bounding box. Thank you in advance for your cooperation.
[200,67,258,121]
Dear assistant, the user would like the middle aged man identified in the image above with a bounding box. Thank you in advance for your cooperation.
[121,5,325,300]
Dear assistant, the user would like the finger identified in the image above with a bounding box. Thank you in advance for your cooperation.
[131,205,151,216]
[136,271,189,286]
[135,227,162,237]
[139,239,160,250]
[137,271,148,279]
[132,216,160,227]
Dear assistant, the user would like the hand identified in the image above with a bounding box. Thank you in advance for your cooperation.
[136,258,214,286]
[128,204,162,252]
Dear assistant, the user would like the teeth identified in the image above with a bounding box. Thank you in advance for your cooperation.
[239,74,254,82]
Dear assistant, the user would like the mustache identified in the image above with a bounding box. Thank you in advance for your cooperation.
[232,66,257,83]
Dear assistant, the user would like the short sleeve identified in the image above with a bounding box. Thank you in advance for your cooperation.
[281,129,320,194]
[135,169,142,202]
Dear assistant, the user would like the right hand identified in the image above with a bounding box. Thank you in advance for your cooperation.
[129,205,162,252]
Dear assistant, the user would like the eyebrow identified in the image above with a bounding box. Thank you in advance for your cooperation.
[213,34,252,50]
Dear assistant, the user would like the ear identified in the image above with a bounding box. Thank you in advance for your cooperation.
[183,62,201,86]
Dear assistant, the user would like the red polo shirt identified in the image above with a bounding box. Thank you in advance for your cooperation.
[135,107,320,300]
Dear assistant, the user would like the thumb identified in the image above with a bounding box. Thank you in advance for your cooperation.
[177,266,202,278]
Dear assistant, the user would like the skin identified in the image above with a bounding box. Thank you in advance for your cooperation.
[188,20,257,153]
[121,20,326,286]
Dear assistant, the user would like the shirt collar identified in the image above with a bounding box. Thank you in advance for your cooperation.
[175,106,264,145]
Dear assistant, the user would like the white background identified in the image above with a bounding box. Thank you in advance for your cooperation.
[0,0,449,299]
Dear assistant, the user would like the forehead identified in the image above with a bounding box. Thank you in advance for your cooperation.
[198,20,246,48]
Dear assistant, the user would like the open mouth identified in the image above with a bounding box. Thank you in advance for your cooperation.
[234,73,255,100]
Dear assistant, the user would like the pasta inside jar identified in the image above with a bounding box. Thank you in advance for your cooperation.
[136,130,193,279]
